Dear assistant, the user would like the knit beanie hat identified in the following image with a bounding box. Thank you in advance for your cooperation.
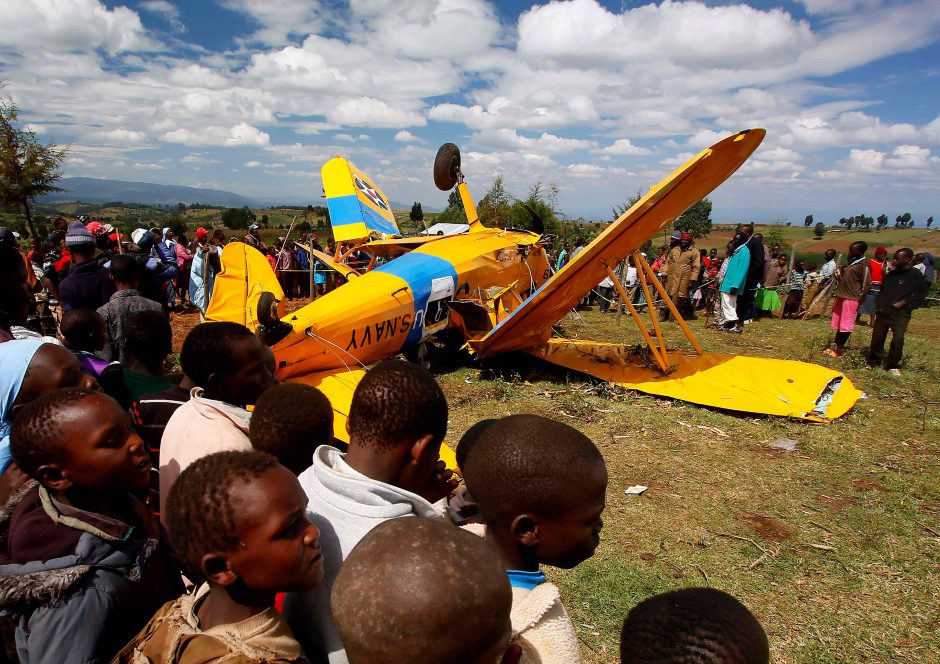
[65,221,95,247]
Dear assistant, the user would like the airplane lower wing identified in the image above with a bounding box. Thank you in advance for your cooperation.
[470,129,765,356]
[287,366,459,468]
[295,242,361,280]
[528,339,862,422]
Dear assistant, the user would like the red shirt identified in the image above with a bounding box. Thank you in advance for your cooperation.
[869,258,886,284]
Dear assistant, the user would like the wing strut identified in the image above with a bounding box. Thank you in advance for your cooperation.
[602,251,705,376]
[635,251,704,355]
[605,263,670,374]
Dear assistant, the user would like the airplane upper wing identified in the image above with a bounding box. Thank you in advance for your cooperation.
[360,235,446,257]
[322,156,400,242]
[469,129,765,356]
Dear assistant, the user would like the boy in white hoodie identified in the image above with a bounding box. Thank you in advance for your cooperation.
[283,359,457,663]
[462,414,609,664]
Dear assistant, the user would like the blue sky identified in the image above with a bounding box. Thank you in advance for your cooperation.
[1,0,938,224]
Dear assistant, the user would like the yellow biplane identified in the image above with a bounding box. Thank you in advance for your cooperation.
[206,129,862,458]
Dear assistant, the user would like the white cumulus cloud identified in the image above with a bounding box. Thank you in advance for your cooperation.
[161,123,270,147]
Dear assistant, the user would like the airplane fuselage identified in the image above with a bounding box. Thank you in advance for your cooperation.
[272,227,548,379]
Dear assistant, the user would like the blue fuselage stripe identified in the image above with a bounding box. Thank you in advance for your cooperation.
[375,253,457,348]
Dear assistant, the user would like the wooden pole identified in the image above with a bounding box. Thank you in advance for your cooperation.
[636,251,705,355]
[605,265,670,374]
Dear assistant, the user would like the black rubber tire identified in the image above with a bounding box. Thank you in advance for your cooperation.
[433,143,461,191]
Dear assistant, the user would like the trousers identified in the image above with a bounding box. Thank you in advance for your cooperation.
[869,308,911,370]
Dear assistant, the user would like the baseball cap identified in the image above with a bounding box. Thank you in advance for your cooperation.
[670,230,682,240]
[196,227,208,239]
[681,233,692,241]
[875,246,888,256]
[131,228,148,245]
[249,224,259,231]
[86,221,105,236]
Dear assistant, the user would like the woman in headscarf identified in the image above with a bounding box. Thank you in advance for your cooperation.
[0,340,98,503]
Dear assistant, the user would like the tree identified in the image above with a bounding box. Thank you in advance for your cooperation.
[476,174,511,226]
[877,214,888,230]
[260,213,269,227]
[0,90,68,239]
[927,216,933,228]
[506,181,561,236]
[814,222,826,238]
[409,202,424,224]
[804,214,813,227]
[221,207,255,229]
[436,188,466,224]
[673,198,712,238]
[895,212,911,228]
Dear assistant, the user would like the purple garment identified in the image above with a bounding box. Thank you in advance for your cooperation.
[58,259,116,311]
[75,351,111,377]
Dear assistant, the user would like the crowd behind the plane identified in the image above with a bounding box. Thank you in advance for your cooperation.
[0,217,778,663]
[555,225,934,375]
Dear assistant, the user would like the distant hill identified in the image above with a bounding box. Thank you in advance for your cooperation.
[40,177,266,208]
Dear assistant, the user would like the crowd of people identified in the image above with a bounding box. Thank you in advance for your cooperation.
[0,221,776,663]
[576,225,934,375]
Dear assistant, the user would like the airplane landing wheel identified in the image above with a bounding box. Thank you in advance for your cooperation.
[434,143,461,191]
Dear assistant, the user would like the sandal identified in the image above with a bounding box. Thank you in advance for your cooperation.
[821,348,842,358]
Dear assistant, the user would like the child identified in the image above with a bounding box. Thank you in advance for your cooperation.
[462,414,608,664]
[0,340,99,493]
[113,450,322,663]
[824,241,870,358]
[331,518,517,664]
[619,588,769,664]
[113,309,175,406]
[249,382,335,475]
[446,418,496,525]
[159,322,277,517]
[132,372,196,515]
[0,388,183,663]
[868,248,929,376]
[284,359,456,663]
[59,307,111,377]
[97,253,164,362]
[782,261,807,319]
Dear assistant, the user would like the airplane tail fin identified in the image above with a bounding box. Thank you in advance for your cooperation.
[322,156,400,243]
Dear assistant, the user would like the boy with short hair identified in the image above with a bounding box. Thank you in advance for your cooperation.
[113,450,322,663]
[824,241,870,358]
[284,359,456,663]
[97,254,164,362]
[0,388,183,663]
[119,309,175,404]
[868,247,928,376]
[249,382,335,475]
[59,307,112,376]
[332,518,518,664]
[619,588,769,664]
[159,322,277,518]
[462,414,608,664]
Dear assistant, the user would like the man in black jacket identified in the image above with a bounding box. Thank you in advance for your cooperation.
[868,248,929,375]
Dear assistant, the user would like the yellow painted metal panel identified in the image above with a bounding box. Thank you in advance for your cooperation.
[205,242,284,329]
[528,339,862,421]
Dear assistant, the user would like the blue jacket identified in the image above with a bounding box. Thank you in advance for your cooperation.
[0,483,183,664]
[719,245,750,294]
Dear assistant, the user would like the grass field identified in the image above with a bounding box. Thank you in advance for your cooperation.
[159,270,940,663]
[432,306,940,664]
